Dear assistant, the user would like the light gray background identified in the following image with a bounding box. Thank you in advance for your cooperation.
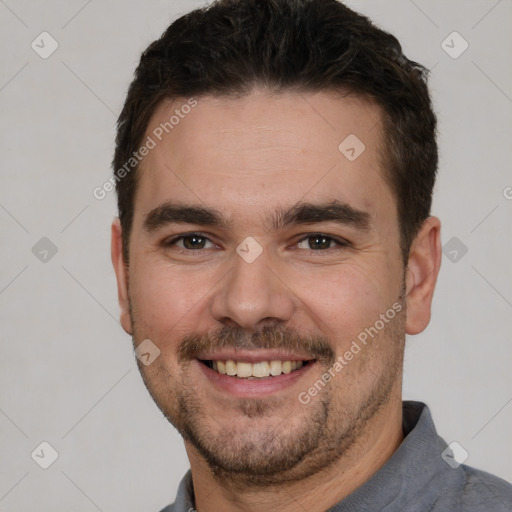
[1,0,511,510]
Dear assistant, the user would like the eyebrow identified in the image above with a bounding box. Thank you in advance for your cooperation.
[143,199,371,233]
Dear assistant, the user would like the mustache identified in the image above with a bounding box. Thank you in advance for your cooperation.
[178,324,336,367]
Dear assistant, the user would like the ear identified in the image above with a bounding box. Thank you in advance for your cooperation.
[404,216,442,335]
[111,218,133,334]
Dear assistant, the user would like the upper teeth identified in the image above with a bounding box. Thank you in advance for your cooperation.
[212,360,304,378]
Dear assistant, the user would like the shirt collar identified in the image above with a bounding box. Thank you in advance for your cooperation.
[168,401,455,512]
[328,401,459,511]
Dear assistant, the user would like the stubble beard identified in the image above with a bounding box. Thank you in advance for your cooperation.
[131,296,406,488]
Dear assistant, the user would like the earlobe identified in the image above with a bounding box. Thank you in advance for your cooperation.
[404,216,442,335]
[111,218,133,334]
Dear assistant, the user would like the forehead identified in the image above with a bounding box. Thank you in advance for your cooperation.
[133,89,396,232]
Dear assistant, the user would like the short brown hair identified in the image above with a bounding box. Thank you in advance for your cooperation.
[113,0,438,264]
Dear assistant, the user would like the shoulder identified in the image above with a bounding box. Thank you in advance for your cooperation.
[458,464,512,511]
[158,505,194,512]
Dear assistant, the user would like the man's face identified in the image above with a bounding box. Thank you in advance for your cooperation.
[113,89,411,483]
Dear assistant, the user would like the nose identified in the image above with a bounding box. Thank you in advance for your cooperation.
[210,248,296,330]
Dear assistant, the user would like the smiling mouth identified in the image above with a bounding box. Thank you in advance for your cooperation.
[200,359,314,379]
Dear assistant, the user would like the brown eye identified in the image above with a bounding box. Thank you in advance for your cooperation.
[163,233,215,250]
[296,234,347,251]
[181,235,208,250]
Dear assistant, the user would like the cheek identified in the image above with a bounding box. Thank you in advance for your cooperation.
[301,262,396,344]
[128,260,210,342]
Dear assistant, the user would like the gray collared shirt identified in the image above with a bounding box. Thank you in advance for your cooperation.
[159,401,512,511]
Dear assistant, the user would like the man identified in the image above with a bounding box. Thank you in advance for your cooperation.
[111,0,512,510]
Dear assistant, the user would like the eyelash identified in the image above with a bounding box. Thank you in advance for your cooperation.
[162,232,350,253]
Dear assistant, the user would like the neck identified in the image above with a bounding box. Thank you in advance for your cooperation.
[186,396,404,512]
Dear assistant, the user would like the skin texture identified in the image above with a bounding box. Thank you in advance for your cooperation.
[111,88,442,512]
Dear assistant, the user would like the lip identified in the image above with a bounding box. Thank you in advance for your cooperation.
[196,358,315,397]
